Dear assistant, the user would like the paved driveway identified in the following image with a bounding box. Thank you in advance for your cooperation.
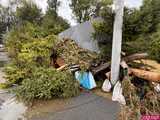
[30,92,120,120]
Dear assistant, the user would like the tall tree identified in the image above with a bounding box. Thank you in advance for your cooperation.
[47,0,61,16]
[70,0,112,23]
[16,0,42,24]
[70,0,97,23]
[0,1,17,43]
[42,0,69,35]
[138,0,160,33]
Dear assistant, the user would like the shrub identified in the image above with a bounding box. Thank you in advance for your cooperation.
[14,67,79,101]
[14,67,79,102]
[4,62,28,84]
[4,23,80,102]
[122,35,151,55]
[5,23,49,58]
[17,35,57,67]
[5,32,58,84]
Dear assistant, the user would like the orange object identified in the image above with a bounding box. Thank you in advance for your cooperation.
[56,57,65,67]
[130,68,160,83]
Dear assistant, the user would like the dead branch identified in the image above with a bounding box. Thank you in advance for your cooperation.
[92,62,111,75]
[123,53,148,62]
[92,53,148,75]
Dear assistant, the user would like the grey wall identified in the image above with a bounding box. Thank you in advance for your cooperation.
[58,20,100,53]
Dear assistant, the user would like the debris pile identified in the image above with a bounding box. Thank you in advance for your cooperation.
[50,39,160,118]
[50,39,99,90]
[55,39,98,70]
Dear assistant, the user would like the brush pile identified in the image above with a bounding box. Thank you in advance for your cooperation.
[52,39,160,119]
[55,39,98,70]
[119,61,160,119]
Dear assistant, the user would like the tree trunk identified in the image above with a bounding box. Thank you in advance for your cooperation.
[130,68,160,83]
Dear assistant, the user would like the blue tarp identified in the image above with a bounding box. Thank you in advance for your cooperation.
[75,71,97,90]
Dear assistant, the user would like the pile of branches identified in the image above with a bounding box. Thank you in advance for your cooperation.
[55,39,98,69]
[120,77,160,120]
[117,54,160,119]
[90,52,160,119]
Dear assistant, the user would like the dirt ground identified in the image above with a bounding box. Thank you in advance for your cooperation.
[26,98,70,119]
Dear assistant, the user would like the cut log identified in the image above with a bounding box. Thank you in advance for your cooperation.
[130,68,160,83]
[120,61,128,69]
[105,61,128,79]
[123,53,148,62]
[92,62,111,75]
[91,53,148,75]
[57,64,67,71]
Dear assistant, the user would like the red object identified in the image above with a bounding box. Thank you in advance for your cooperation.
[141,115,160,120]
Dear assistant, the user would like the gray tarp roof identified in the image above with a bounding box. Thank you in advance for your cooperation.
[58,19,100,53]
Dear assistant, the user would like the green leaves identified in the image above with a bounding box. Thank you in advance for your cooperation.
[70,0,96,23]
[14,68,79,102]
[149,28,160,62]
[16,0,42,24]
[4,23,79,102]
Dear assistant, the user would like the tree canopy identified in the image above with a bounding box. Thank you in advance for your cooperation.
[47,0,61,16]
[16,0,42,24]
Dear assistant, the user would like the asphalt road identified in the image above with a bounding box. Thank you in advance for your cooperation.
[30,92,120,120]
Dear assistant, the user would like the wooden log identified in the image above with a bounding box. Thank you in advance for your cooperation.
[130,68,160,83]
[92,62,111,75]
[91,53,148,75]
[120,61,128,69]
[57,64,67,71]
[105,61,129,79]
[123,53,148,62]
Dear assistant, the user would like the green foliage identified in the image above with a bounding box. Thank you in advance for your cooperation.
[93,0,160,59]
[122,35,151,55]
[16,0,42,24]
[92,5,113,58]
[5,33,57,84]
[149,28,160,62]
[5,23,79,101]
[138,0,160,34]
[14,67,79,102]
[123,8,141,42]
[70,0,113,23]
[42,9,70,35]
[47,0,61,15]
[0,3,16,42]
[41,0,70,35]
[5,23,49,57]
[93,7,140,43]
[5,23,58,84]
[17,35,57,67]
[5,62,27,84]
[0,83,11,89]
[70,0,96,23]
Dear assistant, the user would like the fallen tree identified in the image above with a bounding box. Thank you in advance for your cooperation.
[92,62,111,75]
[122,53,149,62]
[92,53,148,75]
[130,68,160,83]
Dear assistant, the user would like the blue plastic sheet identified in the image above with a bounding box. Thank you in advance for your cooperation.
[75,71,97,90]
